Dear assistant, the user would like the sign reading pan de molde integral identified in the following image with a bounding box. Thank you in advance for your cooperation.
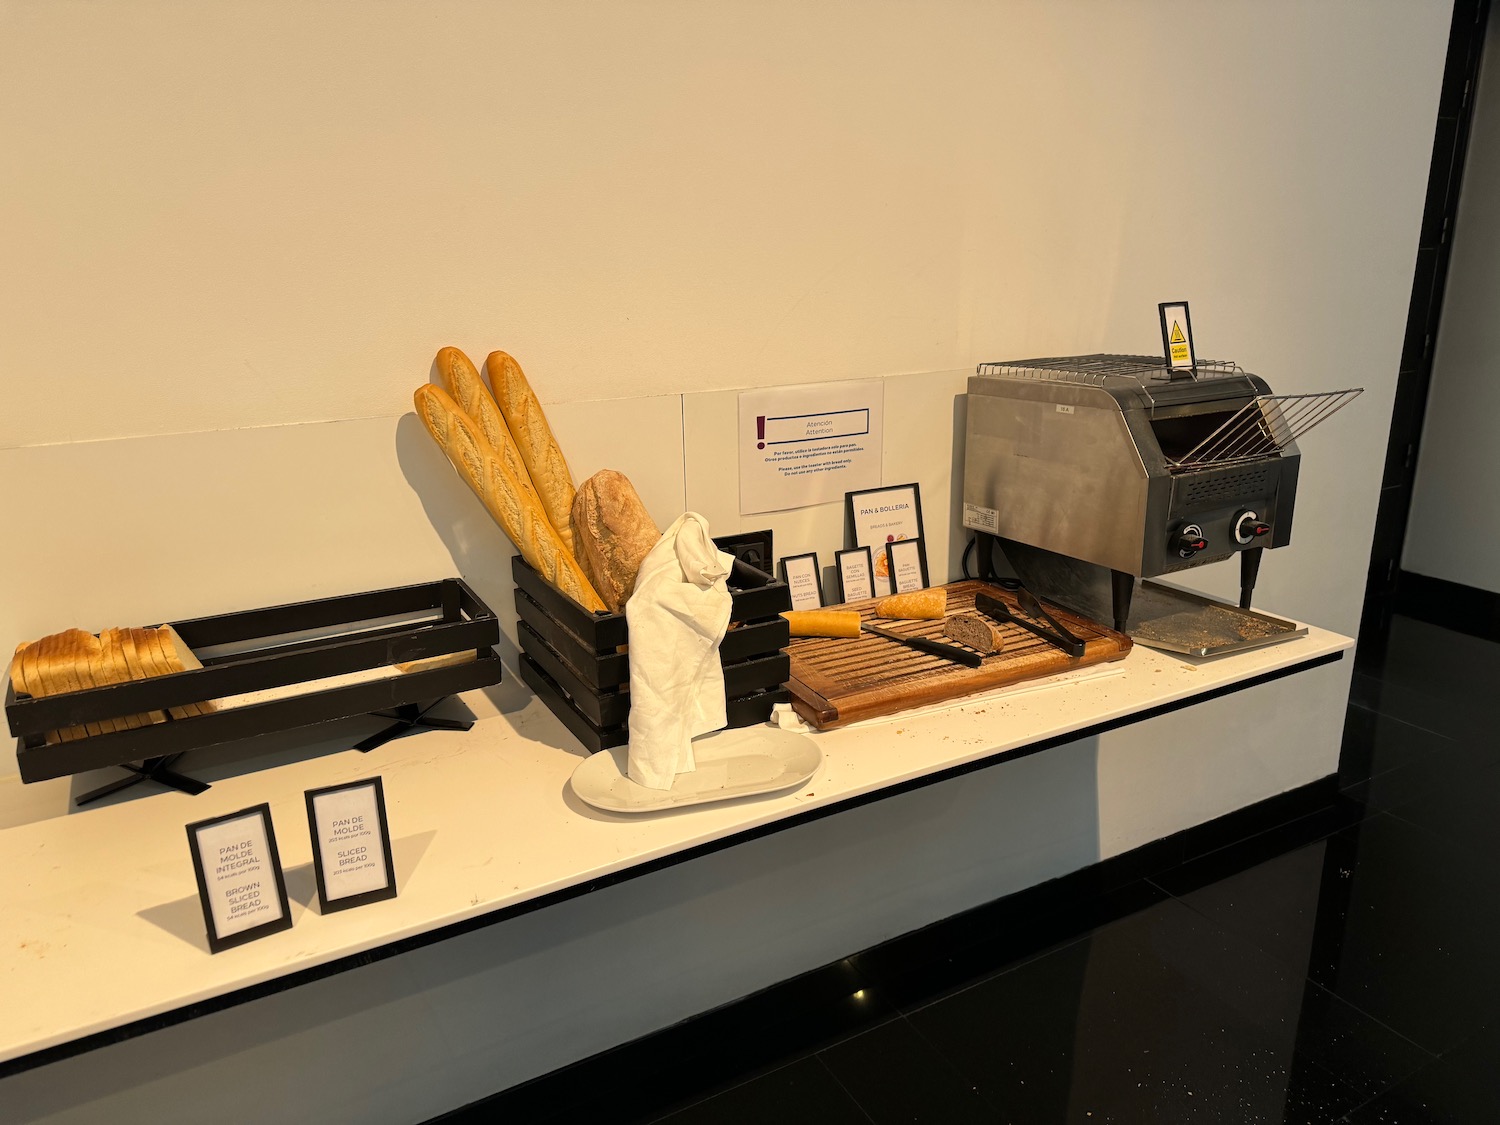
[186,803,293,954]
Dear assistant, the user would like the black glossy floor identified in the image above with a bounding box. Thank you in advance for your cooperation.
[447,614,1500,1124]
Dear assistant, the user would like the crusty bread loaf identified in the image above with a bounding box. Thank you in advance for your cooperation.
[435,347,547,515]
[571,470,660,614]
[875,588,946,620]
[484,351,577,556]
[415,384,606,612]
[943,613,1004,655]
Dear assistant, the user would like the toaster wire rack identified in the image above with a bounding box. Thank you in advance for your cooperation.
[974,354,1361,471]
[1168,388,1363,472]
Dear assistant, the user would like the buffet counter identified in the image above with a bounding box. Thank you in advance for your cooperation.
[0,623,1349,1077]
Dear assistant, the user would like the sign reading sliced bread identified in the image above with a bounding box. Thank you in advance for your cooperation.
[305,777,398,913]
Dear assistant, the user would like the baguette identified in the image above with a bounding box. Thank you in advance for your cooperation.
[484,351,577,556]
[875,588,946,620]
[780,609,862,638]
[415,384,606,612]
[434,347,546,516]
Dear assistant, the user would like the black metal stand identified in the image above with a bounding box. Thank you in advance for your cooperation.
[1240,547,1264,610]
[75,754,210,807]
[354,698,473,753]
[1110,570,1136,634]
[70,698,472,805]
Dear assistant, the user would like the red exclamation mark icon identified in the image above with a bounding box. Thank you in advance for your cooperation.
[756,416,766,449]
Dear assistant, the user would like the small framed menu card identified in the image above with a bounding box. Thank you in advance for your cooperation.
[779,553,824,611]
[304,777,398,914]
[885,538,929,593]
[835,546,875,603]
[186,803,293,954]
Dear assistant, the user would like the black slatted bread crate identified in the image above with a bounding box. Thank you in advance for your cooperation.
[512,548,792,754]
[5,579,505,787]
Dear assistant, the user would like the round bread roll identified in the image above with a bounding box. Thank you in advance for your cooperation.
[571,470,661,614]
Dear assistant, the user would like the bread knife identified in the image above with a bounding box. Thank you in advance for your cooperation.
[861,623,984,668]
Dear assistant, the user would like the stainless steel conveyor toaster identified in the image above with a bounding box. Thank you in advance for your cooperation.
[961,354,1361,632]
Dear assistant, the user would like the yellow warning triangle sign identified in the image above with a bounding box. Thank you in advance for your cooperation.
[1169,321,1186,345]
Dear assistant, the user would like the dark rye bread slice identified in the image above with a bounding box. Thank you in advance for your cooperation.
[943,612,1005,655]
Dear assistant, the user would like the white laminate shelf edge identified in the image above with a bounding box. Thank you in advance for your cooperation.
[0,625,1351,1068]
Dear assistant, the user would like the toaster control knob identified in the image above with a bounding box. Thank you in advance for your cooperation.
[1234,511,1272,545]
[1173,524,1208,558]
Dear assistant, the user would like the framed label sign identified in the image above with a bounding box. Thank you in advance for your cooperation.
[186,804,293,954]
[846,483,925,597]
[835,546,875,603]
[305,777,397,914]
[885,538,929,593]
[779,553,824,611]
[1158,300,1197,371]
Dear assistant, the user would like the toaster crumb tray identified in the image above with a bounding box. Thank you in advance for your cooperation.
[1129,582,1306,658]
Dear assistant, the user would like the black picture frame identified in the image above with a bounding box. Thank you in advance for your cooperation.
[845,483,926,597]
[1158,300,1197,370]
[186,803,293,955]
[834,546,876,603]
[304,776,398,914]
[778,553,824,611]
[884,538,930,593]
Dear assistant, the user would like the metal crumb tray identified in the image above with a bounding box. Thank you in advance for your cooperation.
[1128,582,1307,658]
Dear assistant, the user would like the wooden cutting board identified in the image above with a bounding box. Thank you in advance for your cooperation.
[785,580,1132,730]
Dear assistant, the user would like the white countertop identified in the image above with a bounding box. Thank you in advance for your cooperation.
[0,626,1350,1068]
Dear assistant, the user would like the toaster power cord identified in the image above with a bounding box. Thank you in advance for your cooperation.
[961,534,1003,581]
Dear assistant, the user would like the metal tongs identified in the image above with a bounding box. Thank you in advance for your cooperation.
[974,582,1086,658]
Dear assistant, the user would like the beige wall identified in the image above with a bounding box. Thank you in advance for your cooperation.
[1,0,1447,767]
[4,1,1440,443]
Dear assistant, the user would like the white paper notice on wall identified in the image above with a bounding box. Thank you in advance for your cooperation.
[738,381,884,515]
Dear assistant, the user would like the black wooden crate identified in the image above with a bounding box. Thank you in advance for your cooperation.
[520,654,790,754]
[6,579,504,785]
[511,546,792,752]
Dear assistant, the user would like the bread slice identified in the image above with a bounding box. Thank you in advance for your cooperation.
[76,630,123,734]
[35,632,85,741]
[9,643,29,699]
[99,628,148,731]
[143,627,200,719]
[15,640,54,743]
[159,627,216,714]
[943,613,1005,655]
[118,628,168,726]
[484,351,578,557]
[875,588,947,621]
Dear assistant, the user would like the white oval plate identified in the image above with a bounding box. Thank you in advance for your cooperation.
[569,726,822,814]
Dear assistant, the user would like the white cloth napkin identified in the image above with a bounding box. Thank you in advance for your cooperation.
[625,512,735,790]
